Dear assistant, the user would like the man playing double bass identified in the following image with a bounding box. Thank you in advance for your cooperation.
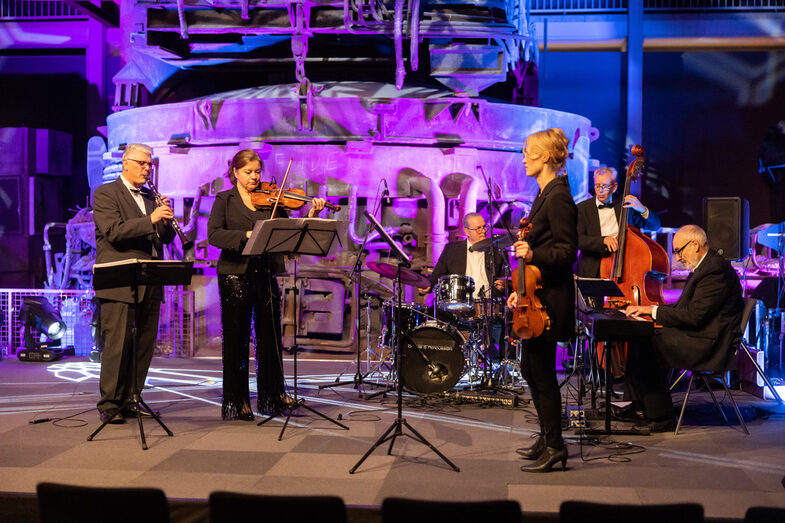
[576,166,660,280]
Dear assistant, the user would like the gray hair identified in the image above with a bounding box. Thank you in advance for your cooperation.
[463,212,483,229]
[594,166,618,183]
[122,143,153,161]
[677,224,708,247]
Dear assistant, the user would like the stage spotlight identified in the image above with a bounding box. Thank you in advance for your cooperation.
[18,297,67,362]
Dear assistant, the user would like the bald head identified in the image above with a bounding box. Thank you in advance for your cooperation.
[673,224,709,271]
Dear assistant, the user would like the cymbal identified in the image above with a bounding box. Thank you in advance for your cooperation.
[359,274,393,296]
[469,234,517,253]
[367,261,431,289]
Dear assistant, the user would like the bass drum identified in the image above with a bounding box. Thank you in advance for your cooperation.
[401,322,466,394]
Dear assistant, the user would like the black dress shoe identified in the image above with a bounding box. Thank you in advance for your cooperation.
[99,410,125,425]
[281,395,298,410]
[520,446,567,473]
[648,416,677,433]
[612,404,646,422]
[516,436,545,460]
[124,405,158,418]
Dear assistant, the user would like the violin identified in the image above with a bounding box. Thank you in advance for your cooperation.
[250,181,341,213]
[511,218,550,339]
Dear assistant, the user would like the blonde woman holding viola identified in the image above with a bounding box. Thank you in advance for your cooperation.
[507,129,578,472]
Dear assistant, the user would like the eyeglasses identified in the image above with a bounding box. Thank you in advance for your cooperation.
[594,183,615,191]
[672,240,694,257]
[126,158,153,169]
[466,224,489,232]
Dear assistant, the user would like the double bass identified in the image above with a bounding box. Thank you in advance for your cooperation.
[597,145,669,376]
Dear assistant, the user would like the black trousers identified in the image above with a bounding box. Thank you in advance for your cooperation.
[521,336,563,449]
[218,257,286,418]
[624,337,674,420]
[97,285,162,414]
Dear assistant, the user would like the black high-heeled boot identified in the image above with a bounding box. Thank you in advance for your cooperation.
[515,436,545,460]
[520,445,567,473]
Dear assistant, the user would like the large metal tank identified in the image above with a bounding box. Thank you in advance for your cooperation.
[102,81,591,352]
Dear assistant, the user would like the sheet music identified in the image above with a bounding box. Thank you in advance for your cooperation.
[244,218,340,256]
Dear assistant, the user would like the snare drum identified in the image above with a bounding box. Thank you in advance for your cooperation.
[435,275,475,313]
[401,321,466,394]
[378,302,433,349]
[472,297,508,321]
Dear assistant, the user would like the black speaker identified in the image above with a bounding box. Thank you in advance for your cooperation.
[703,197,749,260]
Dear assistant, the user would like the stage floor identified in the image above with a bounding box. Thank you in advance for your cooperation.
[0,354,784,520]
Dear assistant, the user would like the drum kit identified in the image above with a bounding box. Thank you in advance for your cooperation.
[367,260,520,397]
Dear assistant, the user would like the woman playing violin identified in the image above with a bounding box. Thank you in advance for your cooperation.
[208,149,326,420]
[506,128,577,472]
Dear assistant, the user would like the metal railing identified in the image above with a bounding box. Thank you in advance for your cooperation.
[0,288,195,359]
[529,0,781,12]
[0,0,83,20]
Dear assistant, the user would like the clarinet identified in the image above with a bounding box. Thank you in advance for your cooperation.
[146,178,193,249]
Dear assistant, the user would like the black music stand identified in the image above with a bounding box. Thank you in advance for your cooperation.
[350,212,459,473]
[88,259,193,450]
[248,218,350,439]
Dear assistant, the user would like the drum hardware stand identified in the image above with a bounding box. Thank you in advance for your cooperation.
[494,337,524,391]
[249,219,350,438]
[462,166,519,400]
[319,188,390,397]
[358,293,395,386]
[351,213,459,473]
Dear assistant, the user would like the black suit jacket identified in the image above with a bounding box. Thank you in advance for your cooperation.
[576,197,661,278]
[526,176,578,342]
[654,250,743,371]
[207,186,287,275]
[428,240,508,296]
[92,177,176,303]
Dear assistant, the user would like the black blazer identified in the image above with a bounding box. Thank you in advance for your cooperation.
[427,240,508,295]
[207,187,287,275]
[527,176,578,342]
[92,177,176,303]
[576,197,661,278]
[654,250,743,372]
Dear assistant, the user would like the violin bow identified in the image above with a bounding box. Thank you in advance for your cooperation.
[270,157,294,219]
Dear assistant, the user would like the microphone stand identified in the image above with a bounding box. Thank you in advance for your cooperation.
[319,182,389,396]
[472,166,518,399]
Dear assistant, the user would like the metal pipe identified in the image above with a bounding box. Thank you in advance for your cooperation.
[394,0,405,88]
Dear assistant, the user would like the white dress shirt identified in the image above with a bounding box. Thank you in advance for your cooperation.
[120,175,147,216]
[596,196,619,238]
[466,240,490,299]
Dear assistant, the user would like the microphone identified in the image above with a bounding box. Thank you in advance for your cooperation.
[381,179,391,204]
[427,362,447,383]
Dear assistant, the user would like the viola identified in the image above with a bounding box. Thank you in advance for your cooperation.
[249,181,341,213]
[511,218,550,339]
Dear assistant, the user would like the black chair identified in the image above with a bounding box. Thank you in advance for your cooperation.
[36,482,170,523]
[381,497,522,523]
[737,298,783,404]
[559,500,703,523]
[744,506,785,523]
[673,297,757,435]
[209,492,347,523]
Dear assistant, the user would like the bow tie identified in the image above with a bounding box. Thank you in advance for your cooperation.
[597,202,614,210]
[130,188,141,194]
